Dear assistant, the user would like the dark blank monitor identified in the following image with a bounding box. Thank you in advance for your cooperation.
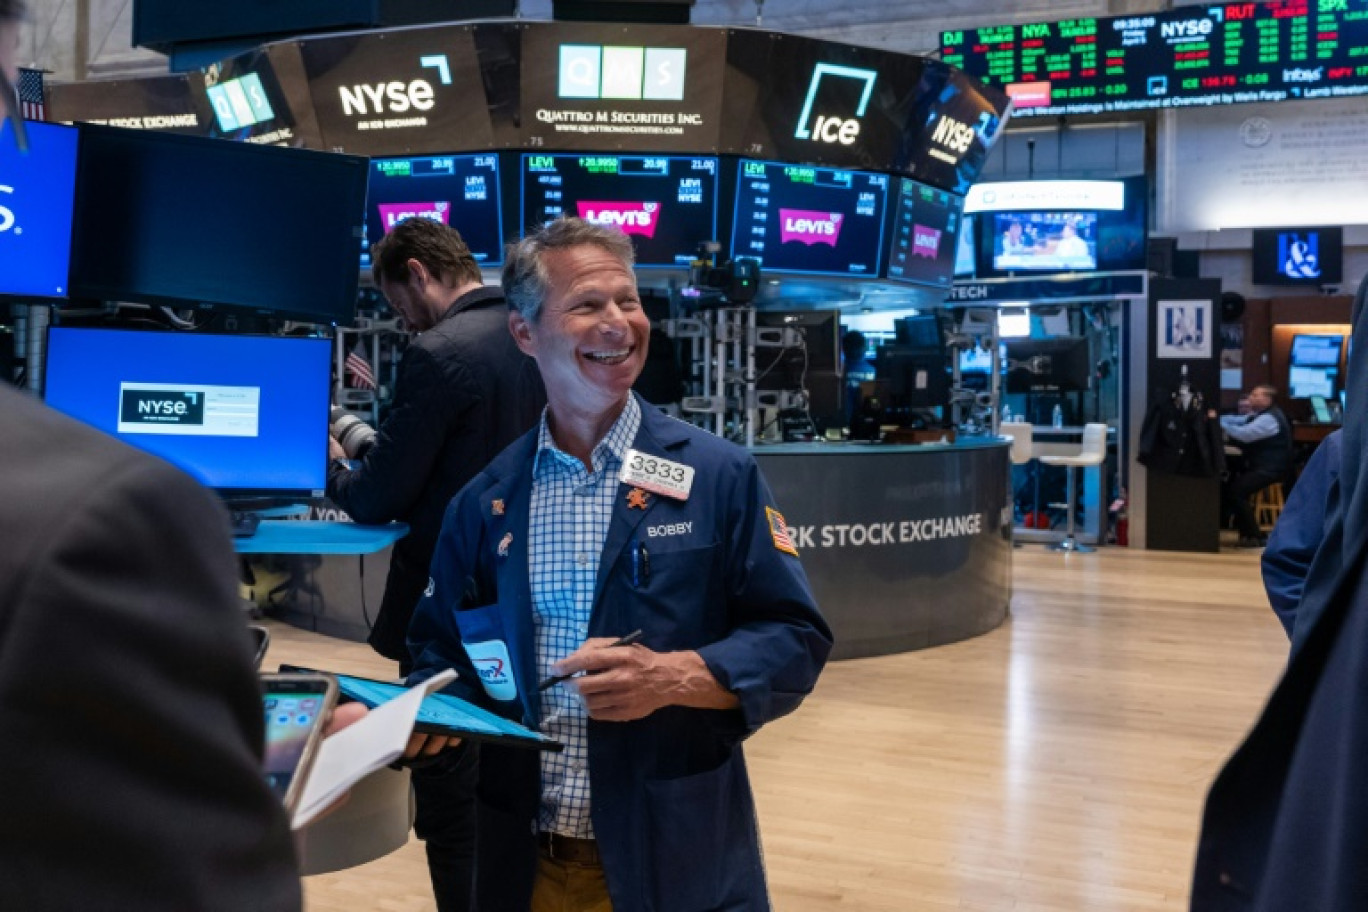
[43,327,331,499]
[894,314,945,356]
[876,347,951,410]
[1004,337,1092,393]
[69,125,368,325]
[755,310,840,390]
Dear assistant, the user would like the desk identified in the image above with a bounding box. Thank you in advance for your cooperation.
[1293,422,1340,444]
[235,520,408,642]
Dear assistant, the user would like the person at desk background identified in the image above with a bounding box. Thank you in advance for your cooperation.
[327,217,545,911]
[1219,384,1292,549]
[0,9,363,900]
[404,217,833,911]
[842,329,876,424]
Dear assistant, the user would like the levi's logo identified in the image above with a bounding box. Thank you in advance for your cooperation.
[576,201,660,238]
[912,225,942,258]
[779,209,844,246]
[377,201,450,231]
[119,389,205,426]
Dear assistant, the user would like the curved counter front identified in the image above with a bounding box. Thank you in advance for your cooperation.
[753,439,1012,660]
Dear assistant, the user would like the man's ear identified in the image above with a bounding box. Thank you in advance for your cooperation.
[509,310,536,358]
[406,258,431,289]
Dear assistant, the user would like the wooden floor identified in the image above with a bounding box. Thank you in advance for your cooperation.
[267,545,1290,912]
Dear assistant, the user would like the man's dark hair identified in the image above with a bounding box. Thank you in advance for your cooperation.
[370,217,483,289]
[1253,384,1279,399]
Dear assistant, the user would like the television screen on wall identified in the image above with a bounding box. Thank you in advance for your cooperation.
[1252,226,1343,286]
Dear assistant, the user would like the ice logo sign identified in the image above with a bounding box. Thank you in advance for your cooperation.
[780,209,844,246]
[794,63,877,146]
[576,201,661,238]
[0,185,15,234]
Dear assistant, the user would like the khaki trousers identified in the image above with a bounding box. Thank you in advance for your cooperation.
[530,851,613,912]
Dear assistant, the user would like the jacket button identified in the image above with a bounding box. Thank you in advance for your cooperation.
[1219,872,1231,886]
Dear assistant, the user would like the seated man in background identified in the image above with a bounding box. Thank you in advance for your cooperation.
[1220,384,1292,548]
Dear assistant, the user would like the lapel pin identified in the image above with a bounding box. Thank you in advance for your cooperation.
[497,532,513,558]
[627,488,650,510]
[491,498,505,516]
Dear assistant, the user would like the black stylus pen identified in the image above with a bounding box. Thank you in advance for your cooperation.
[537,629,645,691]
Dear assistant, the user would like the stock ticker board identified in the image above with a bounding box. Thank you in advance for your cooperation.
[940,1,1368,117]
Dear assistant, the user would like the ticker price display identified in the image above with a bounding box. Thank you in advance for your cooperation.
[940,1,1368,117]
[731,160,890,278]
[363,154,503,269]
[521,154,718,267]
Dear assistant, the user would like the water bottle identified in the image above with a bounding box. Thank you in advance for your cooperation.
[1001,403,1012,423]
[1052,404,1063,428]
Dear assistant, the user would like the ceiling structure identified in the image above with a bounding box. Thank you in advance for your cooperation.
[22,0,1175,82]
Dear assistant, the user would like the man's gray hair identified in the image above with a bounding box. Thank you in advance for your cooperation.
[502,217,636,323]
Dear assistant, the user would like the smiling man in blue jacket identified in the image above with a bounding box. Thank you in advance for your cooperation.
[405,216,832,911]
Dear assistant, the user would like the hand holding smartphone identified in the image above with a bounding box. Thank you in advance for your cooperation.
[260,673,339,816]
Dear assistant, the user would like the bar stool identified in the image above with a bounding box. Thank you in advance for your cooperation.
[1040,422,1108,553]
[1253,482,1286,533]
[1000,421,1034,545]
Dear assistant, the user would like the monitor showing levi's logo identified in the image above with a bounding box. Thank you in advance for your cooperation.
[886,177,964,289]
[731,159,889,277]
[521,154,717,267]
[363,154,503,270]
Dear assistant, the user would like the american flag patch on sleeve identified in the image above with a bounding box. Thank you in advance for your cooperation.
[766,507,798,557]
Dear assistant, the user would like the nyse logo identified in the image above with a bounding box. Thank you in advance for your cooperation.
[0,185,15,234]
[560,45,687,101]
[377,201,450,231]
[576,201,661,238]
[779,209,844,247]
[794,63,877,146]
[340,80,435,116]
[119,389,205,427]
[931,115,976,155]
[1160,18,1213,40]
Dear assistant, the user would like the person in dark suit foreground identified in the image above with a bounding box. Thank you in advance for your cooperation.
[404,217,833,911]
[1191,279,1368,911]
[0,385,303,909]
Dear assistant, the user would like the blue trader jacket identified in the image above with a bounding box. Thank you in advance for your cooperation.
[408,396,833,912]
[1261,431,1341,638]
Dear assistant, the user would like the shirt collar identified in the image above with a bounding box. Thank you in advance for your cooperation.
[534,394,642,477]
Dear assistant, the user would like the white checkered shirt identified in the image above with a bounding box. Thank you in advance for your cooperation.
[529,395,642,838]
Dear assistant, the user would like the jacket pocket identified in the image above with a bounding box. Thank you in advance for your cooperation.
[643,752,760,911]
[454,603,520,705]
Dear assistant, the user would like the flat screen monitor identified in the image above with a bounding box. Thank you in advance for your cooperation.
[993,212,1098,272]
[885,179,963,289]
[0,121,79,298]
[876,347,950,410]
[732,160,889,277]
[362,154,503,271]
[43,327,331,499]
[1289,365,1337,400]
[1290,334,1343,368]
[68,125,368,325]
[521,154,717,267]
[893,314,945,356]
[1252,227,1343,286]
[1004,336,1091,393]
[954,214,976,277]
[754,310,839,390]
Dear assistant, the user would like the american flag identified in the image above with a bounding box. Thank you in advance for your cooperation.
[344,341,376,390]
[766,507,798,556]
[17,68,43,122]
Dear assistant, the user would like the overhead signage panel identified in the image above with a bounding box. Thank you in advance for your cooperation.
[300,24,494,155]
[721,32,1009,193]
[46,75,205,134]
[518,22,726,152]
[191,44,323,148]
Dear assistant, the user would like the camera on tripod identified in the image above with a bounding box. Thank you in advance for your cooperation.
[682,241,760,308]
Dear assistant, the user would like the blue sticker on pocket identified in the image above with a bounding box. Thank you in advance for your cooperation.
[464,638,518,702]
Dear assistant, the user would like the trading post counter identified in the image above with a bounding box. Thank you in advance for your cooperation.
[753,439,1012,660]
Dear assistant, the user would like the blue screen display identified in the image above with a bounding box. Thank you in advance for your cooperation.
[0,121,78,297]
[44,328,331,495]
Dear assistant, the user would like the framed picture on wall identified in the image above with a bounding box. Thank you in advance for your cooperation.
[1156,299,1212,359]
